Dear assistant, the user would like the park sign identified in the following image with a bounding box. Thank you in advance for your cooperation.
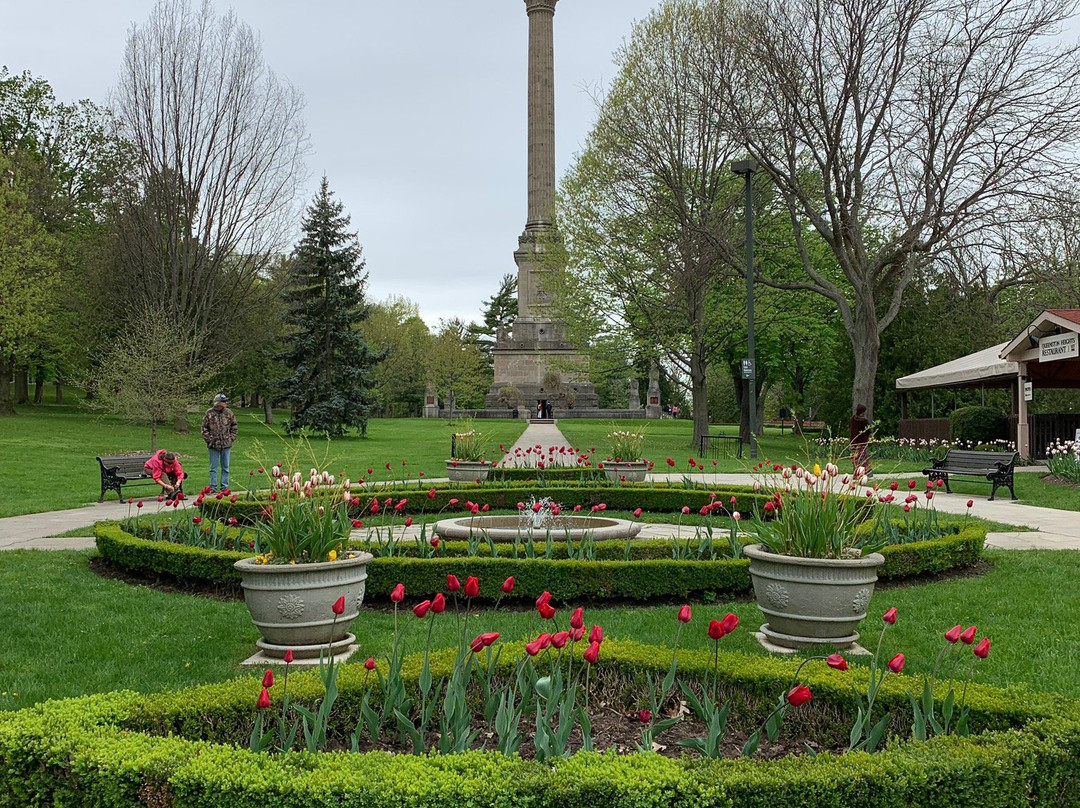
[1039,332,1078,362]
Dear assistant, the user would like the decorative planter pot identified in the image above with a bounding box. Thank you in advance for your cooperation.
[602,461,649,482]
[743,544,885,650]
[445,459,491,483]
[234,551,373,659]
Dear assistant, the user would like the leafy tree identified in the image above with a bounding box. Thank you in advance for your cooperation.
[468,273,517,366]
[87,304,214,449]
[362,296,432,417]
[426,318,491,416]
[0,154,61,415]
[277,177,382,436]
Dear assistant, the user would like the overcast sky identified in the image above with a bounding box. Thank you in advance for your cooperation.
[1,0,660,328]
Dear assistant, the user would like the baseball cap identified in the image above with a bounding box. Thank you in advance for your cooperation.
[213,394,229,403]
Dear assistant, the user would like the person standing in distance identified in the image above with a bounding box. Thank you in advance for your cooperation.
[202,394,238,491]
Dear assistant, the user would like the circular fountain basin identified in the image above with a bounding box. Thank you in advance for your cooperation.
[433,515,642,542]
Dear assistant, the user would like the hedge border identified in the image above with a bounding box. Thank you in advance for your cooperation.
[0,640,1076,808]
[94,522,986,603]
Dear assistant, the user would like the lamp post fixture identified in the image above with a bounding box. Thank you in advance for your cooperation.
[731,159,758,460]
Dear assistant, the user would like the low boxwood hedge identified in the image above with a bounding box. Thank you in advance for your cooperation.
[196,483,770,524]
[0,640,1076,808]
[94,521,986,603]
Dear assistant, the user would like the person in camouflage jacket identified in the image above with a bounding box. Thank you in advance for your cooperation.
[202,394,238,491]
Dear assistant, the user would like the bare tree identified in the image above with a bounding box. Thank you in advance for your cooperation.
[110,0,308,360]
[715,0,1080,417]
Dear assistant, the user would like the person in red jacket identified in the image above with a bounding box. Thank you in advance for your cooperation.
[143,450,185,496]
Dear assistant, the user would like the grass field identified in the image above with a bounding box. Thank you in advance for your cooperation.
[1,548,1076,711]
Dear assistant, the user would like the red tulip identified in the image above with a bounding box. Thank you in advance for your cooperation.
[428,488,437,499]
[908,479,917,489]
[525,637,544,656]
[257,688,271,709]
[589,624,603,644]
[432,593,446,613]
[538,602,556,620]
[960,625,977,644]
[283,649,294,664]
[883,607,898,624]
[136,500,143,508]
[633,508,642,518]
[447,574,461,592]
[786,685,812,706]
[332,596,346,615]
[404,517,413,527]
[681,506,690,515]
[390,583,405,603]
[887,653,905,673]
[551,631,570,649]
[666,457,675,467]
[974,637,990,658]
[501,576,515,594]
[464,576,479,598]
[764,501,775,513]
[708,619,725,640]
[944,624,962,643]
[889,481,899,491]
[192,516,203,525]
[638,709,652,723]
[413,599,431,618]
[720,612,739,634]
[470,635,486,653]
[430,537,440,549]
[449,498,459,506]
[966,499,974,508]
[677,604,692,623]
[481,631,500,646]
[569,607,584,629]
[826,653,848,671]
[583,641,600,664]
[571,626,585,642]
[364,656,376,670]
[262,669,274,688]
[536,591,552,608]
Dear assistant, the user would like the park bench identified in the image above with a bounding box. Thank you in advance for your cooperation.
[698,434,743,460]
[96,453,177,502]
[922,449,1019,501]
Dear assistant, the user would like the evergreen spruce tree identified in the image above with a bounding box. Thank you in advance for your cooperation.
[278,177,382,436]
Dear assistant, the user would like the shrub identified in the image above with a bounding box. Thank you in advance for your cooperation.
[949,406,1008,446]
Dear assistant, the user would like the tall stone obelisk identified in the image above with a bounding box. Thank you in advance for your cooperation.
[485,0,599,412]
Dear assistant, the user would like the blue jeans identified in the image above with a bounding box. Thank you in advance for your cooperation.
[209,447,231,491]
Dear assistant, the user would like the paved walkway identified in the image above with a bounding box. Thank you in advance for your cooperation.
[0,419,1075,551]
[499,420,581,467]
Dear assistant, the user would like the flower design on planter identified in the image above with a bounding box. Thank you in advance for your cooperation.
[355,582,366,604]
[852,587,872,614]
[765,583,790,609]
[277,594,305,620]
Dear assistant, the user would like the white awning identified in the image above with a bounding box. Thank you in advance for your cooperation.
[895,343,1017,390]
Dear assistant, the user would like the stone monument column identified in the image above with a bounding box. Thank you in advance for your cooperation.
[485,0,600,411]
[645,362,662,419]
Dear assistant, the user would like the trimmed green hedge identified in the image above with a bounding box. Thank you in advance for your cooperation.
[0,640,1076,808]
[197,483,769,524]
[95,521,986,603]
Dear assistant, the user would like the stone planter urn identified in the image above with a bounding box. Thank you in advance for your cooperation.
[445,459,491,483]
[602,461,649,482]
[743,544,885,649]
[234,551,373,659]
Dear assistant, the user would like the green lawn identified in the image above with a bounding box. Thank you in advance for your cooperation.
[1,548,1076,711]
[0,403,527,518]
[944,473,1080,512]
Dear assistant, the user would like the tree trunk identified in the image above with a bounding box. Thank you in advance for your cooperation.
[690,345,709,449]
[55,382,63,405]
[151,422,158,452]
[850,312,881,419]
[14,368,29,405]
[34,369,45,404]
[0,356,16,416]
[263,399,273,424]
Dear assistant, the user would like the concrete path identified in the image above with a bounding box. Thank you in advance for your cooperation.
[0,453,1074,551]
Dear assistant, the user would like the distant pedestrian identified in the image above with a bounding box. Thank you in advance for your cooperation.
[202,394,238,491]
[849,403,872,474]
[144,450,185,496]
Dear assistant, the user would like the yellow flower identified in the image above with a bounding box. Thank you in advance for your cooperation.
[813,463,822,477]
[328,549,338,561]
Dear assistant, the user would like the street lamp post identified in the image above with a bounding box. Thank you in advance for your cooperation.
[731,159,758,460]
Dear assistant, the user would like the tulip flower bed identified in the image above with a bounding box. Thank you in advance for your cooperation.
[1,614,1077,808]
[94,519,987,604]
